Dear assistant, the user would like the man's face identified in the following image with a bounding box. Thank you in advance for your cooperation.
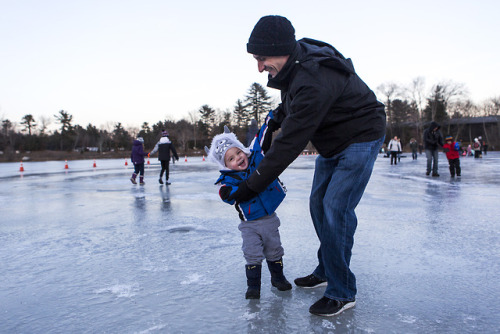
[224,147,249,171]
[253,54,290,78]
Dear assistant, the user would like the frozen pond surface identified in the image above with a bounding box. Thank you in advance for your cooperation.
[1,152,499,333]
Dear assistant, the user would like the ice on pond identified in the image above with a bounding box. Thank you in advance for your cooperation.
[0,153,499,333]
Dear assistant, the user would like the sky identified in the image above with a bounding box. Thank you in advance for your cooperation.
[1,0,499,131]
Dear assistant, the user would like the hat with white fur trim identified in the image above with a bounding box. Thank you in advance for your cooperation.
[205,126,250,170]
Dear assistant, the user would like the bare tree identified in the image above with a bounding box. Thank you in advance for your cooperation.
[187,110,198,149]
[447,100,478,141]
[38,115,52,135]
[483,96,500,116]
[405,77,426,140]
[377,82,401,137]
[435,80,468,119]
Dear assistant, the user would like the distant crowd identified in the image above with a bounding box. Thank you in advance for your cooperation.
[381,121,489,178]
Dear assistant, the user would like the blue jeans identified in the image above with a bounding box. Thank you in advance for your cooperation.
[425,149,439,174]
[310,137,383,301]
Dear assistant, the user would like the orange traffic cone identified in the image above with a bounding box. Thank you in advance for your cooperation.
[93,159,97,168]
[147,157,150,165]
[19,161,24,172]
[202,155,205,161]
[125,159,128,166]
[185,156,187,162]
[64,160,69,169]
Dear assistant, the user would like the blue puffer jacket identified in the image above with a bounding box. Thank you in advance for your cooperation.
[215,112,286,221]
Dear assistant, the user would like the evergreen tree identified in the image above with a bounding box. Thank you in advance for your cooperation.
[112,122,132,149]
[244,82,271,125]
[21,114,36,135]
[423,85,448,123]
[233,99,249,128]
[198,104,216,137]
[54,110,75,150]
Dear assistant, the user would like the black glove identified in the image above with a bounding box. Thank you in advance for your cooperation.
[262,119,279,154]
[227,180,258,203]
[219,186,232,200]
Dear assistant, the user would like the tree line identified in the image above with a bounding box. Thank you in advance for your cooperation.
[1,82,274,156]
[2,78,499,158]
[376,77,499,145]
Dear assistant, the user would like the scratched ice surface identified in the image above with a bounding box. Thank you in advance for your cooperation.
[1,152,499,333]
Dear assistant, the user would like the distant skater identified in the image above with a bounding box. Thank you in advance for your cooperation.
[473,138,482,159]
[480,136,488,155]
[409,138,418,160]
[130,137,148,185]
[388,136,401,165]
[150,130,179,185]
[206,115,292,300]
[443,136,461,177]
[424,121,444,176]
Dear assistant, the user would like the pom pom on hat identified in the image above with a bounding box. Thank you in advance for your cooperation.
[205,126,250,170]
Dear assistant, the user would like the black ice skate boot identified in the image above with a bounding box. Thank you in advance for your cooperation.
[266,258,292,291]
[130,173,137,184]
[245,264,261,299]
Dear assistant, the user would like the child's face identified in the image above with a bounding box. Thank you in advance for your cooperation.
[224,147,248,171]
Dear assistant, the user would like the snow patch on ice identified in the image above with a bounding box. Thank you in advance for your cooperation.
[180,273,213,285]
[398,314,417,324]
[95,283,140,298]
[321,319,336,329]
[240,311,259,321]
[135,324,167,334]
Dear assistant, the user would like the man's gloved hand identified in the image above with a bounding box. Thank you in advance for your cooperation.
[227,180,258,203]
[219,186,232,200]
[262,118,279,154]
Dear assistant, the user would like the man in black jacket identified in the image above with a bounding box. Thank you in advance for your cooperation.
[228,15,386,316]
[423,121,444,176]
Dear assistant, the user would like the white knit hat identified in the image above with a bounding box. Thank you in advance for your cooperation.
[205,126,250,170]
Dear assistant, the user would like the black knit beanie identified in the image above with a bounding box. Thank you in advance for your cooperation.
[247,15,296,56]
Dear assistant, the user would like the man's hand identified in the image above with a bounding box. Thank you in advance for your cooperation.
[262,118,279,154]
[227,180,258,203]
[219,186,232,200]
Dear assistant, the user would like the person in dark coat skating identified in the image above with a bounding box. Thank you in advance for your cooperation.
[130,137,148,185]
[423,121,444,176]
[150,130,179,185]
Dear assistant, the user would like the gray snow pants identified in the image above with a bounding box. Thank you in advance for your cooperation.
[238,213,285,265]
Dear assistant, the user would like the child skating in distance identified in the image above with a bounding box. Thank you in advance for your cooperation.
[443,136,461,177]
[130,137,148,185]
[205,112,292,299]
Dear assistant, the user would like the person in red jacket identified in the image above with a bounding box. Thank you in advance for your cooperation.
[443,136,461,177]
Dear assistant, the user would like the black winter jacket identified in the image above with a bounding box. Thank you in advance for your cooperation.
[151,137,179,161]
[423,121,444,150]
[247,38,386,192]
